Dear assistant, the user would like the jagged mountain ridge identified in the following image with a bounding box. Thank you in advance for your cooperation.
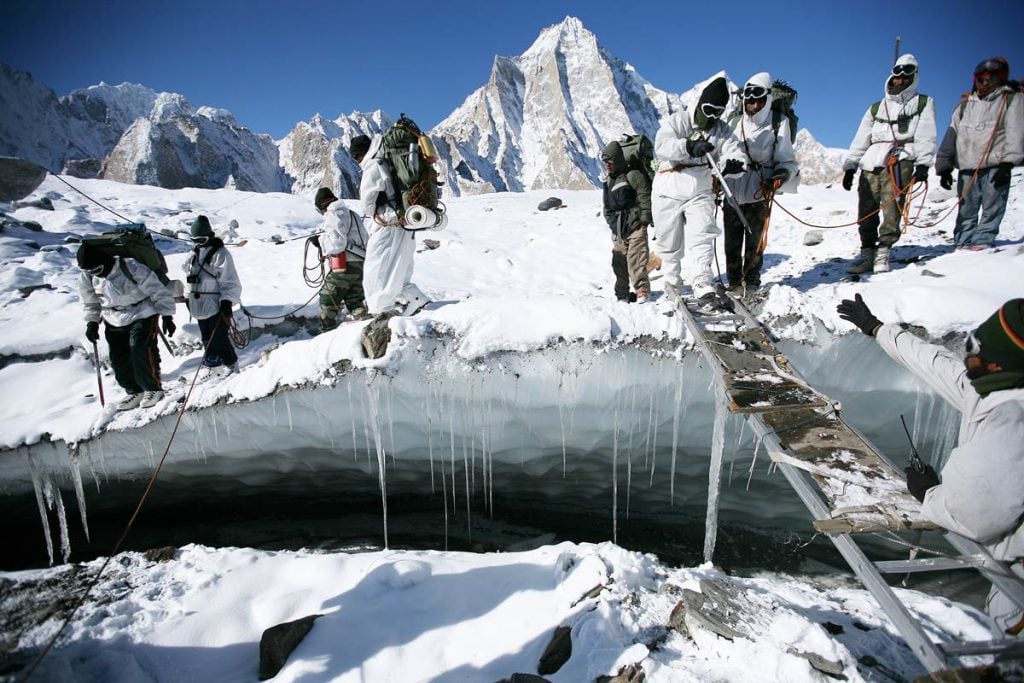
[0,17,843,199]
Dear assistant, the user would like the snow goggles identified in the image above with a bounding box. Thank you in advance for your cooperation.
[965,332,982,356]
[88,264,105,276]
[192,235,210,246]
[891,64,917,77]
[742,85,770,100]
[974,59,1007,76]
[699,102,726,119]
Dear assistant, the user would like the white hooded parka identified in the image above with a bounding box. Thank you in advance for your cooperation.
[725,72,801,205]
[181,243,242,321]
[843,54,937,173]
[80,258,176,327]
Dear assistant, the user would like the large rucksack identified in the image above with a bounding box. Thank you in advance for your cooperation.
[380,114,441,219]
[80,223,170,285]
[770,80,799,143]
[618,134,655,182]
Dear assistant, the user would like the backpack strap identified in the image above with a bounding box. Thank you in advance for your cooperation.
[118,258,138,285]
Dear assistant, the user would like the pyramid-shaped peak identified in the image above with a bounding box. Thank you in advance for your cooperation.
[523,16,598,57]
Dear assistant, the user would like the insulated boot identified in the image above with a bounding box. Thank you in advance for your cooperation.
[846,248,875,274]
[116,393,143,411]
[139,390,164,409]
[873,246,891,273]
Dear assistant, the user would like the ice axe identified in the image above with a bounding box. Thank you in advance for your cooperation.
[91,341,105,406]
[899,414,926,473]
[706,153,755,238]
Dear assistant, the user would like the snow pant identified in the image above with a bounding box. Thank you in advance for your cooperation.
[320,260,366,330]
[856,160,912,249]
[954,166,1009,248]
[197,313,237,368]
[104,315,161,394]
[652,174,719,300]
[723,200,769,287]
[363,227,427,315]
[611,226,650,301]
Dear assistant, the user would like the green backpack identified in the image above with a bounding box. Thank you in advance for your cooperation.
[80,223,170,285]
[770,80,799,143]
[870,94,929,128]
[380,114,440,218]
[618,134,655,181]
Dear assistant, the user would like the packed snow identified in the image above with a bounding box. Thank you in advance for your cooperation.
[1,169,1022,681]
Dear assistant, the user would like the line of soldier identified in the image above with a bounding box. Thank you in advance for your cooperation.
[603,56,1021,311]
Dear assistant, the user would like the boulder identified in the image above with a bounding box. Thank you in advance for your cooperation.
[537,197,563,211]
[0,158,47,202]
[258,614,321,679]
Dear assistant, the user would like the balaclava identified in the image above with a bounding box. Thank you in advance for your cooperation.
[886,53,919,97]
[315,187,338,213]
[190,215,214,240]
[76,243,115,278]
[349,135,371,162]
[742,72,774,127]
[694,77,730,131]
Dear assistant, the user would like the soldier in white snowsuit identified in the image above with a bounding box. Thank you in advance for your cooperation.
[351,134,429,316]
[723,72,800,292]
[842,54,937,274]
[935,57,1024,250]
[312,188,369,331]
[652,73,744,311]
[182,215,242,375]
[78,245,176,410]
[838,295,1024,637]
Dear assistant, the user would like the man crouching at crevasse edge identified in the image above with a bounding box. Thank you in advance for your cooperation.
[837,294,1024,636]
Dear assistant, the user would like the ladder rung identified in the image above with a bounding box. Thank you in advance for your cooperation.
[937,638,1024,657]
[874,556,986,574]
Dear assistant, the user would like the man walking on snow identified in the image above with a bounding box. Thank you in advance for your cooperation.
[78,244,176,410]
[935,57,1024,251]
[602,140,652,304]
[724,72,799,294]
[350,134,429,317]
[652,73,744,312]
[837,294,1024,637]
[182,215,241,377]
[841,54,936,275]
[312,188,369,332]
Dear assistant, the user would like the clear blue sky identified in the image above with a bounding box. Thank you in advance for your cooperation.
[2,0,1022,149]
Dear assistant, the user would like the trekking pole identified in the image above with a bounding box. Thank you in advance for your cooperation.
[158,331,175,357]
[92,341,105,407]
[899,414,926,473]
[706,153,755,237]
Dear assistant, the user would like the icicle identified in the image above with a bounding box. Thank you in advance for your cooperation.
[364,377,389,549]
[47,480,71,564]
[441,450,449,550]
[27,455,54,565]
[449,394,457,516]
[285,393,294,432]
[703,387,728,563]
[612,405,619,545]
[68,448,91,542]
[746,435,763,491]
[669,364,684,505]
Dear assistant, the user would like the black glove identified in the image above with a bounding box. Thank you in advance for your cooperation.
[836,293,883,336]
[219,300,233,317]
[723,159,744,175]
[904,464,939,503]
[939,170,954,191]
[86,321,100,343]
[771,168,790,182]
[686,138,715,158]
[161,315,176,337]
[992,162,1012,189]
[913,165,929,183]
[309,234,321,248]
[842,169,856,191]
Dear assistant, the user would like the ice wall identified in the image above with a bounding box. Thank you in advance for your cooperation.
[2,334,962,566]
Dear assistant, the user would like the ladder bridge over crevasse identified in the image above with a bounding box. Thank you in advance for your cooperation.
[679,291,1024,675]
